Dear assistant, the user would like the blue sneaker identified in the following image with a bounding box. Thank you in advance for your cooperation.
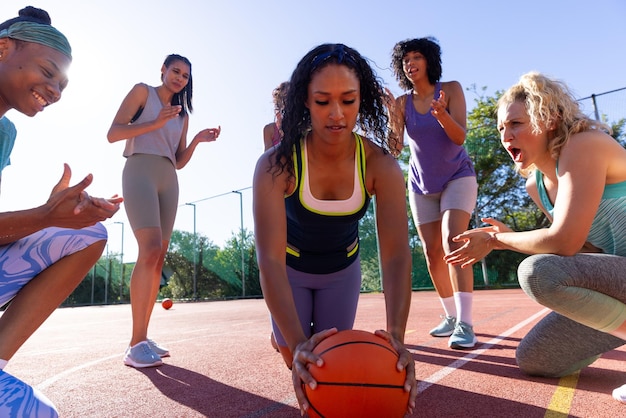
[124,341,163,368]
[448,321,478,349]
[0,369,58,417]
[429,315,456,337]
[147,339,170,358]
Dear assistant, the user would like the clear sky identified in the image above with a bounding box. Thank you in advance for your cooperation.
[1,0,625,262]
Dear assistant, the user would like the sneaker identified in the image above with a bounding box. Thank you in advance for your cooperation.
[613,384,626,403]
[147,339,170,358]
[124,341,163,368]
[0,369,58,417]
[448,321,478,349]
[429,315,457,337]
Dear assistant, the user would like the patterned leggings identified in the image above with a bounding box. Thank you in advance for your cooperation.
[0,224,107,307]
[516,253,626,377]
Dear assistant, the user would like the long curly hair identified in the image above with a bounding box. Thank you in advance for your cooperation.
[163,54,193,117]
[390,37,442,91]
[270,43,390,178]
[498,71,611,177]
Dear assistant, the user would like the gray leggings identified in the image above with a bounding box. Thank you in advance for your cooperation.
[517,253,626,377]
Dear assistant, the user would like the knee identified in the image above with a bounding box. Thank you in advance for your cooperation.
[518,254,566,304]
[138,241,164,264]
[516,340,561,378]
[423,242,445,265]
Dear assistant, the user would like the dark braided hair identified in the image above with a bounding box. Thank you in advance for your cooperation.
[270,43,390,178]
[163,54,193,117]
[0,6,52,30]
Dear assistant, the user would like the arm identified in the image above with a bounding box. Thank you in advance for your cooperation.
[252,153,307,358]
[106,83,182,143]
[174,119,221,170]
[446,132,609,267]
[263,123,276,151]
[384,89,406,157]
[369,150,412,342]
[369,147,416,414]
[432,81,466,145]
[0,164,122,246]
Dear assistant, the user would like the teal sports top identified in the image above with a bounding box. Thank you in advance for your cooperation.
[536,168,626,256]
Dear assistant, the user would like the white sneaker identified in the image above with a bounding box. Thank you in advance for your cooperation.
[612,384,626,403]
[147,339,170,358]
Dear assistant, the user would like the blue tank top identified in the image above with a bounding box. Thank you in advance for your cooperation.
[404,82,475,194]
[0,117,16,173]
[285,133,371,274]
[536,169,626,256]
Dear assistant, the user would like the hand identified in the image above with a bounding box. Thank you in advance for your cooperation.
[374,330,417,415]
[430,90,448,119]
[292,328,338,416]
[154,105,182,128]
[45,164,123,228]
[194,126,221,143]
[444,218,512,268]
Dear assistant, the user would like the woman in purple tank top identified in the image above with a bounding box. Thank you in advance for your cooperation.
[387,37,479,349]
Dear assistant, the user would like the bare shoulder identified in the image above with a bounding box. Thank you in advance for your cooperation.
[361,136,403,175]
[441,80,464,96]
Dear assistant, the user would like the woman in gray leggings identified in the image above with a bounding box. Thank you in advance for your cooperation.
[108,54,221,368]
[444,71,626,403]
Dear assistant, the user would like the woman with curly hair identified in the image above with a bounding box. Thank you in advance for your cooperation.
[262,81,289,151]
[387,37,478,349]
[253,43,416,415]
[445,71,626,403]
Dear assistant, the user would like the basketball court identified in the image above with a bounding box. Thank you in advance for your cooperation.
[6,289,626,417]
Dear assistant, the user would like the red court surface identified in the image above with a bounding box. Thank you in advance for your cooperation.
[5,289,626,417]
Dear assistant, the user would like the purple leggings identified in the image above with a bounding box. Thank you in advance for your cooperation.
[272,257,362,347]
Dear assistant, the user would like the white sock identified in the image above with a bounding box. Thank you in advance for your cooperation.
[0,359,8,370]
[440,296,457,318]
[454,291,474,325]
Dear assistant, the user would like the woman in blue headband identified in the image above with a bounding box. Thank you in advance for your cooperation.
[0,7,122,417]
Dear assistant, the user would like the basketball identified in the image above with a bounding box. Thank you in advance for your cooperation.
[161,298,173,310]
[304,329,409,418]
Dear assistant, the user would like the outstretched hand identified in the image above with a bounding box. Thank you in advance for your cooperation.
[46,164,122,229]
[444,217,512,268]
[292,328,338,416]
[194,126,221,144]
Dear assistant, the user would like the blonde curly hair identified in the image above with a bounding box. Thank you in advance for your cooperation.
[498,71,610,176]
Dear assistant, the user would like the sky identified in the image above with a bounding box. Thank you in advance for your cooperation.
[1,0,625,262]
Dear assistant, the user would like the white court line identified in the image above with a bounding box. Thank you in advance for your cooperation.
[36,308,550,394]
[416,308,549,394]
[37,354,121,390]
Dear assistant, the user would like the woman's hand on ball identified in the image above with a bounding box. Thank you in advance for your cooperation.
[292,328,338,416]
[375,329,417,415]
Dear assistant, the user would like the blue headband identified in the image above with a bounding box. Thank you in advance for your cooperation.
[0,21,71,60]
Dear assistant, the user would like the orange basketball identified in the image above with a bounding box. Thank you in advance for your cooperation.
[304,329,409,418]
[161,298,173,310]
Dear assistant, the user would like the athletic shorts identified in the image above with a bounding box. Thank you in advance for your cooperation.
[410,176,478,225]
[0,224,107,307]
[123,154,178,241]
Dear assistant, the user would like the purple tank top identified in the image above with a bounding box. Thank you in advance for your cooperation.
[405,82,475,195]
